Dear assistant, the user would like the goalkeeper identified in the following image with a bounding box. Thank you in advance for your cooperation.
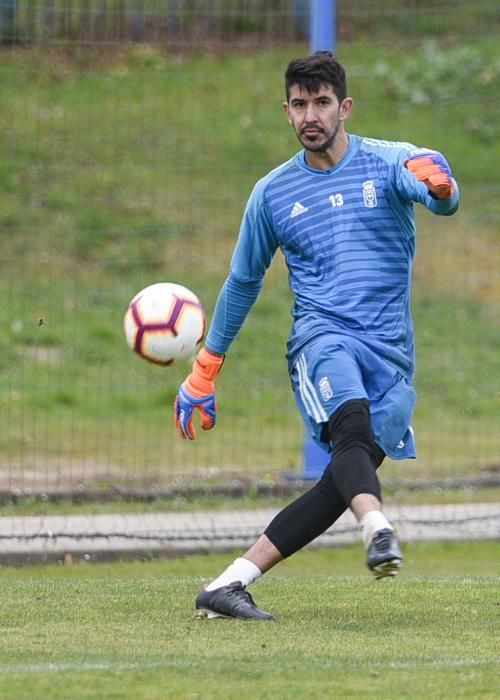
[174,52,460,621]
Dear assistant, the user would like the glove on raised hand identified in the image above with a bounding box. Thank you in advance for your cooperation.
[174,347,224,440]
[405,149,455,199]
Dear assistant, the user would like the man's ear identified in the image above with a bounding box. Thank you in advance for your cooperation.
[283,100,292,123]
[338,97,353,121]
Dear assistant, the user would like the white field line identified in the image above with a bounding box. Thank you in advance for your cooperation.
[0,660,164,674]
[0,657,497,675]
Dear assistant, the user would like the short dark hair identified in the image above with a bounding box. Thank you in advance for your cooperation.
[285,51,347,103]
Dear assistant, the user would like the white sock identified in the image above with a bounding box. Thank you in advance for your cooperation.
[360,511,393,550]
[205,557,262,591]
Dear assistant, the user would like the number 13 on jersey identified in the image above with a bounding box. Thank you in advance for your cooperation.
[329,193,344,207]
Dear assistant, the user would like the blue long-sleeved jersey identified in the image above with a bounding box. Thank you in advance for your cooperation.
[206,134,459,379]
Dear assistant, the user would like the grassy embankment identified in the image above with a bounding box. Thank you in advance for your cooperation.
[0,39,498,490]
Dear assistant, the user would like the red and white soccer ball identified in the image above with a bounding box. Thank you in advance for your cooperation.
[124,282,206,365]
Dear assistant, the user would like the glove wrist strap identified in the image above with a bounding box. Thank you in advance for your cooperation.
[185,347,224,397]
[194,347,224,380]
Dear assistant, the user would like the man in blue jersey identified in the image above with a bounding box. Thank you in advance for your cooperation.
[174,52,460,620]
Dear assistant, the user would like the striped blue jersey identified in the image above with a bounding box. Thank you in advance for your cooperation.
[206,134,459,379]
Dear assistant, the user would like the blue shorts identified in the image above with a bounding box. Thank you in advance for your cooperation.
[290,334,417,460]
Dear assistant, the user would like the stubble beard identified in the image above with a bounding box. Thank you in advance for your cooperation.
[299,123,340,153]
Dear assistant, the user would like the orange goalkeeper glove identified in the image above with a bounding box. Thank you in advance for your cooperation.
[404,149,455,199]
[174,347,225,440]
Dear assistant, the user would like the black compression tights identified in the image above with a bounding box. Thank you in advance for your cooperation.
[264,399,385,558]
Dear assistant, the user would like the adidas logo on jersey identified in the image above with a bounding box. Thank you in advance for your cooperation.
[290,201,308,218]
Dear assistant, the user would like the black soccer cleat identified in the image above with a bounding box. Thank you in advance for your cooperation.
[195,581,275,621]
[367,528,403,580]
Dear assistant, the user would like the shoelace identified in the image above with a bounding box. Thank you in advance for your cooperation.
[374,531,393,549]
[227,585,255,605]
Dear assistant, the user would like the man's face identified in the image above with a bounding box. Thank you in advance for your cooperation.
[284,83,347,152]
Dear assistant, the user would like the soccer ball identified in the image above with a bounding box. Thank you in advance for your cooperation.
[124,282,206,365]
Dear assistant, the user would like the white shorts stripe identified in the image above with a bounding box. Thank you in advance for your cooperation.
[296,354,328,423]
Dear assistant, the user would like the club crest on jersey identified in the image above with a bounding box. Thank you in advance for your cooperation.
[362,180,377,208]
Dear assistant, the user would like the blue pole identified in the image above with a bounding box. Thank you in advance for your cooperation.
[310,0,336,52]
[300,0,336,480]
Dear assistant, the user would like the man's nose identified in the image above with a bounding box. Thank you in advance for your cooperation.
[304,103,318,122]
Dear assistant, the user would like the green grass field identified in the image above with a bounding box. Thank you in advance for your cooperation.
[0,11,498,699]
[0,542,498,699]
